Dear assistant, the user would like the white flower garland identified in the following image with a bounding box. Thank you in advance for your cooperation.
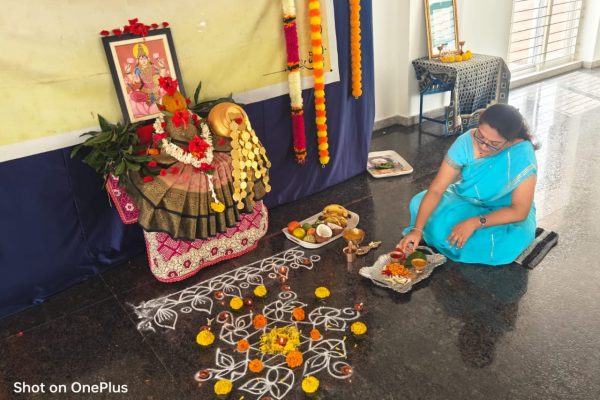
[159,121,214,168]
[156,117,223,208]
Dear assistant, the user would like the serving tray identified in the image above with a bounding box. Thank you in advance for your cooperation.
[366,150,414,178]
[282,210,359,249]
[359,247,446,293]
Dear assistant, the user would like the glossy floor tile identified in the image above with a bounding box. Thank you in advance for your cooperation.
[1,68,600,399]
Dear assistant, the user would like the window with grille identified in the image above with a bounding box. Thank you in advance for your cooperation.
[508,0,583,74]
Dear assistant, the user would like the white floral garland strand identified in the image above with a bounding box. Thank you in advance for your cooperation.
[159,121,214,167]
[156,116,222,206]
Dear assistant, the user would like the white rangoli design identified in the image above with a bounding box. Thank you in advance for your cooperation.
[132,248,362,400]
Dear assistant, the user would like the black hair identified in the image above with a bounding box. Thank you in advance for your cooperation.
[479,104,539,149]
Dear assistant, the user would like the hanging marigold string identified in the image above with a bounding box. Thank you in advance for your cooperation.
[349,0,362,98]
[282,0,307,164]
[309,0,330,167]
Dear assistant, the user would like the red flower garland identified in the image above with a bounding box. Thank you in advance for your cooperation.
[282,0,307,164]
[99,18,169,37]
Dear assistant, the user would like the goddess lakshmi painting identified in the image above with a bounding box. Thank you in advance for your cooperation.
[103,29,185,123]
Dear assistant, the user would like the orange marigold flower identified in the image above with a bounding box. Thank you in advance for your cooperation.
[253,314,267,329]
[237,339,250,352]
[292,307,305,321]
[248,359,263,373]
[310,328,321,341]
[286,350,303,368]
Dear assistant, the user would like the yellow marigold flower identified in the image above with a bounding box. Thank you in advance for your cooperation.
[302,376,320,394]
[196,329,215,347]
[351,321,367,336]
[253,285,267,298]
[214,379,233,396]
[314,286,330,299]
[230,297,243,311]
[210,202,225,213]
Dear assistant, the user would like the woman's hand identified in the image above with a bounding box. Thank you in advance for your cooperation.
[398,229,423,254]
[447,218,479,248]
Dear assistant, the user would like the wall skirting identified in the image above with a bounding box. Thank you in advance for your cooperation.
[374,106,447,130]
[583,59,600,69]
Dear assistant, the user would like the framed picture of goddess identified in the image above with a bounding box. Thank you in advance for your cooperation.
[102,28,185,123]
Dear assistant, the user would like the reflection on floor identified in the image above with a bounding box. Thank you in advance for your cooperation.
[1,68,600,400]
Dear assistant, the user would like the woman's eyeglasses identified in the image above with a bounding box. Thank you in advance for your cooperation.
[473,129,505,152]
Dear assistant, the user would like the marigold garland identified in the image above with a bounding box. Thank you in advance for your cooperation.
[282,0,307,164]
[349,0,363,98]
[309,0,330,167]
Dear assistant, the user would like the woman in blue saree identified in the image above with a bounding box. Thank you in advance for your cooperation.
[399,104,538,265]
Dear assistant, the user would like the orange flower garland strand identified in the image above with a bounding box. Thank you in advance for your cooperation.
[349,0,362,98]
[309,0,330,167]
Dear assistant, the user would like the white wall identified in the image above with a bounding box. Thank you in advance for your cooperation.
[579,0,600,65]
[373,0,515,125]
[372,0,407,122]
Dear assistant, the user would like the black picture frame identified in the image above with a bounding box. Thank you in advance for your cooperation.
[102,28,185,123]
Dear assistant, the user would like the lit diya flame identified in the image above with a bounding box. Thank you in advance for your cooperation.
[281,283,291,292]
[217,311,231,323]
[244,297,253,306]
[194,369,210,381]
[276,336,288,347]
[213,291,225,300]
[341,365,353,376]
[354,302,364,312]
[277,266,288,275]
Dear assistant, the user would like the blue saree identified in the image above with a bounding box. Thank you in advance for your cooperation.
[403,130,538,265]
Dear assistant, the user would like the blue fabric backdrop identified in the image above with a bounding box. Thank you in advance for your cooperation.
[0,0,375,319]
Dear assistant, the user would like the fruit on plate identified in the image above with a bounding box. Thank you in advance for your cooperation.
[302,223,313,231]
[405,251,426,267]
[323,204,349,217]
[315,224,333,243]
[292,227,306,239]
[327,222,343,236]
[307,228,316,236]
[321,213,348,228]
[304,234,316,244]
[287,221,301,234]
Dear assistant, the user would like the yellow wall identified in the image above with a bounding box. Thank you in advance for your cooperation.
[0,0,331,146]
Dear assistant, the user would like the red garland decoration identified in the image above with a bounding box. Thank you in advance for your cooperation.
[99,18,169,37]
[281,0,307,164]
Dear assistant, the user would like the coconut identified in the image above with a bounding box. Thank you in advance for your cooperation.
[326,222,344,236]
[315,224,333,243]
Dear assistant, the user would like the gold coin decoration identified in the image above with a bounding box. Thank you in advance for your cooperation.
[224,111,272,210]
